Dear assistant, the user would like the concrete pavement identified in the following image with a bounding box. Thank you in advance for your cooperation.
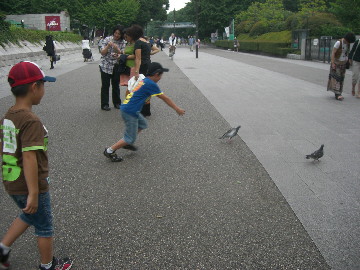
[167,45,360,270]
[0,46,355,269]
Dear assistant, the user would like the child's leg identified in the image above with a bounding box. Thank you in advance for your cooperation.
[1,217,30,247]
[110,113,147,151]
[37,237,53,264]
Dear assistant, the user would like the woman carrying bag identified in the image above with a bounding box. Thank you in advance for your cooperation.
[327,32,356,101]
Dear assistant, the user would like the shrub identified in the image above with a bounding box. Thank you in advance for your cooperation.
[0,12,11,45]
[214,39,291,57]
[318,25,353,39]
[236,20,254,34]
[1,25,82,46]
[307,12,341,36]
[250,21,270,37]
[269,21,287,32]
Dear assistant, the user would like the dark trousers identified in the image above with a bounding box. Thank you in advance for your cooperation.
[139,63,151,116]
[100,66,121,108]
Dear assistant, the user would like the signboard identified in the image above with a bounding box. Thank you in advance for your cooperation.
[313,39,319,46]
[45,16,61,31]
[224,27,230,38]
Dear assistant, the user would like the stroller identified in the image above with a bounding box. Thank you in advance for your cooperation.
[82,48,93,62]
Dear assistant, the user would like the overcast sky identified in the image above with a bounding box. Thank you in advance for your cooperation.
[168,0,189,12]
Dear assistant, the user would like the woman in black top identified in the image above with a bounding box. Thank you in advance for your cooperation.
[129,25,159,116]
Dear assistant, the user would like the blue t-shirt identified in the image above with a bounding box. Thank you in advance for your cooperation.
[121,77,163,116]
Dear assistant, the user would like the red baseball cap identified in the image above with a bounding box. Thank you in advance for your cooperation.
[8,61,56,87]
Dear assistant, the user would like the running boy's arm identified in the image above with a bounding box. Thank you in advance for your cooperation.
[22,151,39,214]
[157,94,185,115]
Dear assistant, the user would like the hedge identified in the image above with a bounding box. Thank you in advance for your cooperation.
[215,40,292,57]
[1,25,82,47]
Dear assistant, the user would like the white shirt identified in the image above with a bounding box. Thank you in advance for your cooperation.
[169,36,177,46]
[82,40,91,50]
[334,40,348,61]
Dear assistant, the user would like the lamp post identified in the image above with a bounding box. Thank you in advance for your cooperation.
[21,19,24,28]
[173,8,176,33]
[146,18,153,37]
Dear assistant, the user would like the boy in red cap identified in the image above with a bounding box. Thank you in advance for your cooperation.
[0,61,73,270]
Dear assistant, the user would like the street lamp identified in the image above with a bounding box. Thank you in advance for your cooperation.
[173,8,176,33]
[21,19,24,28]
[146,19,153,37]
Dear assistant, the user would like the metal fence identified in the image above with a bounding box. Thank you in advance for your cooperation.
[305,37,337,63]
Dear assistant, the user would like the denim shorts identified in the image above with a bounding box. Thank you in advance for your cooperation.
[10,192,54,237]
[121,110,148,144]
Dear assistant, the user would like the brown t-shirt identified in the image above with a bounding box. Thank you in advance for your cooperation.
[0,108,49,195]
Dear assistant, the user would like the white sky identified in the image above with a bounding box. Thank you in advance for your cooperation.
[168,0,190,12]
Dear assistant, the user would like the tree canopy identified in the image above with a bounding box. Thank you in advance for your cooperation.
[1,0,357,38]
[0,0,169,36]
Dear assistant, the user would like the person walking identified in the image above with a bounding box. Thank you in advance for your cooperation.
[233,38,239,52]
[189,36,194,52]
[349,37,360,98]
[99,25,126,111]
[103,62,185,162]
[43,35,56,69]
[327,32,356,100]
[98,36,104,53]
[0,61,73,270]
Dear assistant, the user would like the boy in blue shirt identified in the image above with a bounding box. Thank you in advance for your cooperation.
[104,62,185,162]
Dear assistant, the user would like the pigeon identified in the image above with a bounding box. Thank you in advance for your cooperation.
[306,144,324,161]
[219,126,241,141]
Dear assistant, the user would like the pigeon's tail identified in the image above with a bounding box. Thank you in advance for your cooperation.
[306,155,311,159]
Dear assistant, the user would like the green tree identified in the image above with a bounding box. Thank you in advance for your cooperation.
[283,0,299,12]
[299,0,327,15]
[330,0,360,33]
[236,0,288,33]
[134,0,169,27]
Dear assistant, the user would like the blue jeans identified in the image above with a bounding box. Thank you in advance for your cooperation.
[121,110,148,144]
[10,192,54,237]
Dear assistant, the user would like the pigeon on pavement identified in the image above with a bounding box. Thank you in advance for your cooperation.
[219,126,241,141]
[306,144,324,161]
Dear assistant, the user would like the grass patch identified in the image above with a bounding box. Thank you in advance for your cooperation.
[1,25,82,47]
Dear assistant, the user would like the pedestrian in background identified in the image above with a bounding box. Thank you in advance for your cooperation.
[189,36,194,52]
[99,25,126,111]
[327,32,356,101]
[81,37,92,62]
[131,25,159,116]
[43,35,56,69]
[349,36,360,98]
[0,61,73,270]
[98,36,104,53]
[120,29,136,97]
[234,38,239,52]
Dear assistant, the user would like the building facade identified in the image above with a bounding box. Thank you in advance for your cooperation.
[6,11,70,31]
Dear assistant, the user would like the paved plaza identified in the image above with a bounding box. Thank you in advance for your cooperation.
[0,45,359,269]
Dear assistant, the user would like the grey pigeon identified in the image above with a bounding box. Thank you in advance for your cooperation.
[306,144,324,161]
[219,126,241,141]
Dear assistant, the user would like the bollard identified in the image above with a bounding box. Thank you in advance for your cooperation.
[196,44,198,58]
